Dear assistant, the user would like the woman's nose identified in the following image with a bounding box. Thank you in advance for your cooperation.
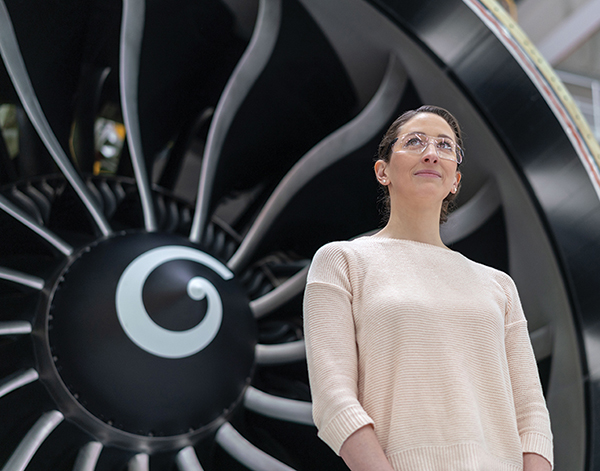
[421,143,439,163]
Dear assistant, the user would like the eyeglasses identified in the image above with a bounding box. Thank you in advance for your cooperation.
[393,132,463,164]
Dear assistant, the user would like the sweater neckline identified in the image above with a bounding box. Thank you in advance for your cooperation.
[366,236,458,253]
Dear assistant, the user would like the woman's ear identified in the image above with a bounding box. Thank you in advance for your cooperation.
[374,160,389,185]
[454,170,462,188]
[451,171,462,194]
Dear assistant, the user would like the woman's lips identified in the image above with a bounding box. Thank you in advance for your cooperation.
[414,169,441,178]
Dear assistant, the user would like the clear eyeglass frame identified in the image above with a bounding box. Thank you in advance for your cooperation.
[393,132,463,164]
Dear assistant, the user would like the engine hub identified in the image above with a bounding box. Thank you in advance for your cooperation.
[37,232,256,449]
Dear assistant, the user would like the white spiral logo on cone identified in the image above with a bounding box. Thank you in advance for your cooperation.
[115,246,233,359]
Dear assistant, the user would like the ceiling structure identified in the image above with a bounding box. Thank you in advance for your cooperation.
[516,0,600,136]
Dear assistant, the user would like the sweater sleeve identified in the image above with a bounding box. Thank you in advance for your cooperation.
[503,275,554,468]
[303,243,374,454]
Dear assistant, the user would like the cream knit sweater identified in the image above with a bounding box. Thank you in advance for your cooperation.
[303,236,553,471]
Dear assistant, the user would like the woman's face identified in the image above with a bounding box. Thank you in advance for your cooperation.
[375,112,462,208]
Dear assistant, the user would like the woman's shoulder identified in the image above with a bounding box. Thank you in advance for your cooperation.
[460,255,516,289]
[312,236,384,261]
[309,237,380,276]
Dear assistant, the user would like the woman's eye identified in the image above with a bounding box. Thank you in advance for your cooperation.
[438,140,453,150]
[405,137,423,147]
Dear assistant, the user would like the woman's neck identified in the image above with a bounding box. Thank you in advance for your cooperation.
[375,201,446,248]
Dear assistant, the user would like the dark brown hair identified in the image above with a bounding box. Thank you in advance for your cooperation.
[375,105,463,224]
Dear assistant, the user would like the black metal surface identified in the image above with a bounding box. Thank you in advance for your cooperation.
[208,0,358,230]
[137,0,243,165]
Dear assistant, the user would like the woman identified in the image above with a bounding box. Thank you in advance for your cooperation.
[303,105,553,471]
